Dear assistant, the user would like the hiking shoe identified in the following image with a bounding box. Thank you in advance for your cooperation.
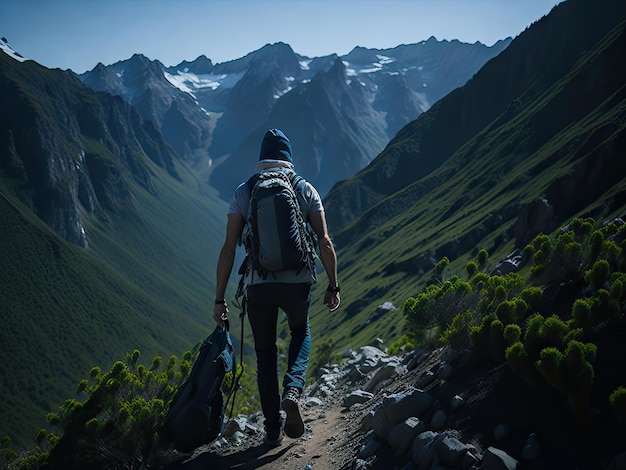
[263,428,283,447]
[281,387,304,439]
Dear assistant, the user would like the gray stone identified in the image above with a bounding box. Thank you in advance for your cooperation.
[450,394,464,411]
[436,435,469,467]
[521,434,541,461]
[372,388,433,440]
[430,409,446,430]
[343,389,374,408]
[387,417,426,457]
[364,362,405,392]
[357,435,382,459]
[494,423,510,441]
[412,431,438,468]
[481,446,520,470]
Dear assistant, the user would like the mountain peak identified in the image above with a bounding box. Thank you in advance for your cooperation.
[0,37,28,63]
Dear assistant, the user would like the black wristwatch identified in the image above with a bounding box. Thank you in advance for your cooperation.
[215,299,227,305]
[327,284,340,293]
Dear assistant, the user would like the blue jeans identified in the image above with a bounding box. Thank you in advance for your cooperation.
[246,282,311,432]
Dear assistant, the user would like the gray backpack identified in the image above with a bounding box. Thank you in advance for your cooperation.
[242,170,316,278]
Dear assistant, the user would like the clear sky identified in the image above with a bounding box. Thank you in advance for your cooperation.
[1,0,563,74]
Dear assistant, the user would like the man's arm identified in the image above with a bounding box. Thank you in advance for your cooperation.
[213,213,245,326]
[309,210,340,311]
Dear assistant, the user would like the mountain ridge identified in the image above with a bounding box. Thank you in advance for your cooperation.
[78,38,510,198]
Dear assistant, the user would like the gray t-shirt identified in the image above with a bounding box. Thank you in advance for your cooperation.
[228,170,324,286]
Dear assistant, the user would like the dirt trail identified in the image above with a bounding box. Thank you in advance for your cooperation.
[171,351,443,470]
[171,397,363,470]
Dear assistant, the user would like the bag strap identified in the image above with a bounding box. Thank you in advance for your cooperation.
[224,295,246,419]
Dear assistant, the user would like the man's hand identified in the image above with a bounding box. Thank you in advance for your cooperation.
[213,303,229,328]
[324,290,340,312]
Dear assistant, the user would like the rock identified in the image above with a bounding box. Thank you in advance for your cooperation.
[514,198,556,248]
[372,388,433,440]
[450,394,464,411]
[343,390,374,408]
[481,446,520,470]
[430,409,446,430]
[303,397,324,408]
[364,362,405,392]
[436,435,469,467]
[387,417,426,457]
[492,249,526,276]
[347,364,367,382]
[353,459,371,470]
[437,362,453,379]
[412,431,438,468]
[371,338,385,350]
[354,346,389,373]
[357,433,382,459]
[462,451,480,469]
[416,370,437,388]
[360,409,376,433]
[222,416,248,437]
[521,434,541,461]
[405,348,428,370]
[494,424,510,441]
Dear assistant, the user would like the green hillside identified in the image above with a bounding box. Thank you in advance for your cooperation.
[0,158,233,447]
[304,0,626,356]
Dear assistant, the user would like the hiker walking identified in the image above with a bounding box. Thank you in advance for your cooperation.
[212,128,340,446]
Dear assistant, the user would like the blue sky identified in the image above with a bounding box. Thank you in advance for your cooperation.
[1,0,563,74]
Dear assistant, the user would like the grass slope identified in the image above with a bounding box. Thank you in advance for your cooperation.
[0,159,232,447]
[301,2,626,361]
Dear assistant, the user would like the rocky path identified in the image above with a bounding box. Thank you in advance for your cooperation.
[167,341,626,470]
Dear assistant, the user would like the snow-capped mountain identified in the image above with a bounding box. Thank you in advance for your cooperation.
[80,38,511,197]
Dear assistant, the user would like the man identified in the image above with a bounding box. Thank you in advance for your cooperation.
[212,128,340,446]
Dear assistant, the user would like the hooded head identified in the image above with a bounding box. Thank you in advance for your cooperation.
[258,128,293,166]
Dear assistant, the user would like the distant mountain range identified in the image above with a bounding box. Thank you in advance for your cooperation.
[79,38,511,196]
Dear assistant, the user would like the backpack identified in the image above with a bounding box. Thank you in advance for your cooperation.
[242,169,317,278]
[162,326,234,452]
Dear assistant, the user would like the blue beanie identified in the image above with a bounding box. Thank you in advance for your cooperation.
[258,128,293,163]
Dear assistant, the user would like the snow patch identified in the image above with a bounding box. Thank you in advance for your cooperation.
[163,70,245,95]
[0,38,27,62]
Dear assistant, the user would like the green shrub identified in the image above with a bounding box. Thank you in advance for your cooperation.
[505,341,538,385]
[535,340,596,424]
[489,319,506,360]
[470,313,495,350]
[387,335,415,356]
[434,256,450,278]
[465,261,479,277]
[523,314,569,357]
[477,249,489,267]
[520,286,543,311]
[503,324,522,345]
[572,298,592,331]
[404,275,477,338]
[439,310,474,350]
[611,278,623,301]
[589,230,604,261]
[609,387,626,424]
[585,259,610,291]
[494,298,528,325]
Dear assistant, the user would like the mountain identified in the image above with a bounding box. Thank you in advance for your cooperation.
[79,54,215,174]
[80,39,511,197]
[0,52,228,446]
[311,0,626,350]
